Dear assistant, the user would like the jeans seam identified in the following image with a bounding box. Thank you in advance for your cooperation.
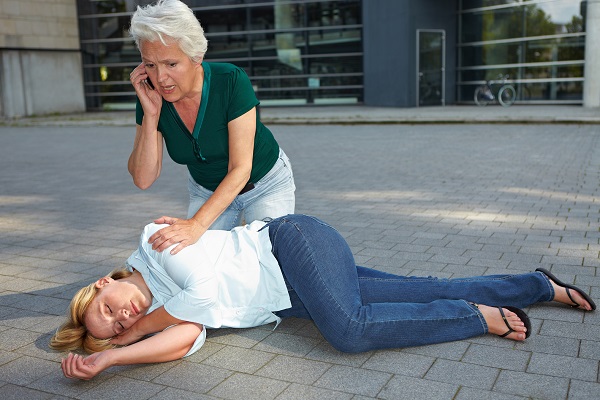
[537,271,556,302]
[279,217,354,324]
[468,300,488,333]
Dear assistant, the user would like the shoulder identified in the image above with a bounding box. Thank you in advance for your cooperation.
[206,62,244,74]
[141,223,169,241]
[206,62,249,82]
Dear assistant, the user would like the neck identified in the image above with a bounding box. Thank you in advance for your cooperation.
[127,270,153,301]
[175,63,204,106]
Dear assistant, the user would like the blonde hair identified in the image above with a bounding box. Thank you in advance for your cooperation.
[50,268,133,353]
[129,0,208,63]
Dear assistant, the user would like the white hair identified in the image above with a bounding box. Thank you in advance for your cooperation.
[129,0,208,62]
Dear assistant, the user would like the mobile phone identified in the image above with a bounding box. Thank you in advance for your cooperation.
[145,77,155,90]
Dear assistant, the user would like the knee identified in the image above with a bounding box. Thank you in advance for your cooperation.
[321,328,370,354]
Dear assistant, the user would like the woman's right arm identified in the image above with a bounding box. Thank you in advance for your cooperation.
[61,321,203,380]
[127,122,164,189]
[128,62,164,190]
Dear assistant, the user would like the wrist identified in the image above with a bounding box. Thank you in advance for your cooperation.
[101,348,119,368]
[189,216,208,231]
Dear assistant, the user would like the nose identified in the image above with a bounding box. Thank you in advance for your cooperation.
[156,66,167,84]
[117,308,130,320]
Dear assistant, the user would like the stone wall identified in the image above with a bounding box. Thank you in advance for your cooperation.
[0,0,85,117]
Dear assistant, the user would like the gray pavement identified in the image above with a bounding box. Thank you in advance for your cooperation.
[1,106,599,399]
[2,104,600,127]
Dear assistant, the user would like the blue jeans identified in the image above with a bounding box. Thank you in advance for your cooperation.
[187,148,295,229]
[266,215,554,353]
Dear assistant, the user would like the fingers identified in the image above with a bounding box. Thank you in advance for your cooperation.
[61,353,90,380]
[129,62,147,86]
[147,218,204,253]
[150,231,188,253]
[170,242,188,255]
[148,226,179,253]
[153,216,177,225]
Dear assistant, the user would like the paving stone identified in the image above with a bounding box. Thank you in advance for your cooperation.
[151,362,231,393]
[378,375,458,400]
[203,346,275,374]
[151,387,216,400]
[276,382,352,400]
[255,355,330,384]
[454,386,527,400]
[580,339,600,360]
[361,350,434,377]
[1,121,599,400]
[77,376,166,400]
[494,370,569,399]
[305,342,372,367]
[567,380,600,400]
[0,356,55,386]
[252,332,321,357]
[513,334,580,357]
[206,327,271,348]
[27,369,112,398]
[0,383,54,399]
[208,372,288,400]
[424,359,499,389]
[526,352,598,382]
[401,340,469,361]
[313,364,391,397]
[461,343,530,371]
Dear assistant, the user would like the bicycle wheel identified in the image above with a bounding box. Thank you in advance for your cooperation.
[474,86,491,106]
[498,85,516,107]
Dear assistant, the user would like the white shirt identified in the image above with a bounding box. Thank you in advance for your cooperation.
[125,220,291,356]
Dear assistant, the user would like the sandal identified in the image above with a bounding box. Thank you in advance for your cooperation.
[536,268,596,311]
[498,306,531,339]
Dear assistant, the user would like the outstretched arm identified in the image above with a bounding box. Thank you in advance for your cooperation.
[61,321,203,380]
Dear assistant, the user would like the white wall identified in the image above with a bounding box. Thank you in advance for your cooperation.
[0,0,85,117]
[584,0,600,108]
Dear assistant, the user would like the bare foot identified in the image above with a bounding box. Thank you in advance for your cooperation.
[478,305,528,341]
[550,281,593,311]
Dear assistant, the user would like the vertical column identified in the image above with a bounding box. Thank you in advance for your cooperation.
[584,0,600,107]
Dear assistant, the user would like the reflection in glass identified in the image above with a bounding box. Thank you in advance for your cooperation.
[77,0,362,109]
[458,0,585,103]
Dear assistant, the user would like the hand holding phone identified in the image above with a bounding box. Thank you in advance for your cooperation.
[144,77,155,90]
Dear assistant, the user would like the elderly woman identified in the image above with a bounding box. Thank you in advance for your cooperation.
[51,215,595,380]
[127,0,295,255]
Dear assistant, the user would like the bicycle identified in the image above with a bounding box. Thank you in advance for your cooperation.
[474,74,516,107]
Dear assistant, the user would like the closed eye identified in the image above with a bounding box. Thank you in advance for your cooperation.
[107,304,125,334]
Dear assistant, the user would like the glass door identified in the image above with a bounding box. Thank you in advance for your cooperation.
[417,29,445,107]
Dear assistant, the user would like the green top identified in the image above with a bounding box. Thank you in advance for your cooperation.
[136,62,279,191]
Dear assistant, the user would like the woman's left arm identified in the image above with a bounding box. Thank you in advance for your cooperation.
[110,305,182,346]
[149,107,257,254]
[61,321,203,380]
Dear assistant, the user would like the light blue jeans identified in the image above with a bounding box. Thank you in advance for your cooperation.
[266,215,555,353]
[187,149,295,229]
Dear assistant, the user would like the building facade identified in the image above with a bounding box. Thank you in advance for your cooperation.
[1,0,598,117]
[0,0,86,118]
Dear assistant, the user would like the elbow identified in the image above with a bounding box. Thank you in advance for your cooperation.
[132,178,153,190]
[129,169,159,190]
[174,323,203,359]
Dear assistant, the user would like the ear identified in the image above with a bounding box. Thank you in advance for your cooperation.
[94,276,114,289]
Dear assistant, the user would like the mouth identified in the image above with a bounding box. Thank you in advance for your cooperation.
[130,301,140,316]
[162,85,176,92]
